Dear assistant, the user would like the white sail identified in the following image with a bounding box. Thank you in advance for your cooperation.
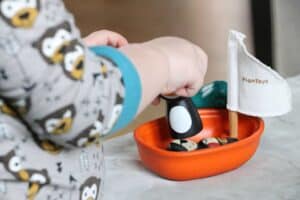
[227,30,292,117]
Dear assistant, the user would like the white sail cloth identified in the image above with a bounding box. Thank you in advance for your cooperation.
[227,30,292,117]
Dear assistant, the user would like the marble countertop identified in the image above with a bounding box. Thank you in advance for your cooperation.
[103,75,300,200]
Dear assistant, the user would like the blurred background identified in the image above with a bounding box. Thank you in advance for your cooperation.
[64,0,300,137]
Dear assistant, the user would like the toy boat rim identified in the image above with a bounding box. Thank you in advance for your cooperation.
[134,109,264,158]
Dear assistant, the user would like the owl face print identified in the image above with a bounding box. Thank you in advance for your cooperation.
[69,121,102,148]
[3,150,23,172]
[79,177,101,200]
[36,104,76,135]
[0,150,27,181]
[0,150,51,199]
[33,21,73,65]
[0,0,40,28]
[68,112,104,147]
[63,40,85,80]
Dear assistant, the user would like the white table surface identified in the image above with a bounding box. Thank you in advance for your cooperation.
[103,75,300,200]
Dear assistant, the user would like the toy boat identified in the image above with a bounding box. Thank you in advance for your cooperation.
[134,30,291,180]
[134,108,264,181]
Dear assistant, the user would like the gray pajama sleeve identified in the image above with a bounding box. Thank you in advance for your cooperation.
[0,0,141,199]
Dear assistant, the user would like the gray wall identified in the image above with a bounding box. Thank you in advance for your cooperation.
[273,0,300,77]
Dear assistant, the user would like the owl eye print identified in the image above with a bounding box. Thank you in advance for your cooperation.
[33,21,73,65]
[0,0,40,28]
[63,40,85,80]
[79,177,101,200]
[36,104,76,135]
[8,154,23,173]
[0,150,26,180]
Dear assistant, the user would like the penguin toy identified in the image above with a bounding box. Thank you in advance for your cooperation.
[161,95,203,139]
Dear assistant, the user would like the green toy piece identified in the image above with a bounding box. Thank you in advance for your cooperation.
[192,81,227,109]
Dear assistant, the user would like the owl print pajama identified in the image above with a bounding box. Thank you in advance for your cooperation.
[0,0,141,199]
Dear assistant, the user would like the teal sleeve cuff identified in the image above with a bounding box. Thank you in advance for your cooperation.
[90,46,142,134]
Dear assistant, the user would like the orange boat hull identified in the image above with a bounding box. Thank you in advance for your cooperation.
[134,109,264,181]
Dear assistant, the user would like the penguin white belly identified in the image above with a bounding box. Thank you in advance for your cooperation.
[169,106,192,133]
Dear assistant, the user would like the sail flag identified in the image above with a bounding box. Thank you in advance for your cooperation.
[227,30,292,117]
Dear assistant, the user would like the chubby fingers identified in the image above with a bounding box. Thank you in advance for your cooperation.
[171,44,208,98]
[151,97,161,105]
[83,30,128,48]
[175,85,199,97]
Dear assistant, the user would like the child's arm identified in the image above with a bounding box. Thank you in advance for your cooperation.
[83,33,208,115]
[0,0,207,148]
[120,37,207,114]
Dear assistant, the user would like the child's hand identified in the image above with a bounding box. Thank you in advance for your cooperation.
[120,37,208,112]
[148,37,208,105]
[83,30,128,48]
[146,37,208,98]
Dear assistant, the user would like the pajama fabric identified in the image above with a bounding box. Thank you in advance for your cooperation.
[0,0,141,199]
